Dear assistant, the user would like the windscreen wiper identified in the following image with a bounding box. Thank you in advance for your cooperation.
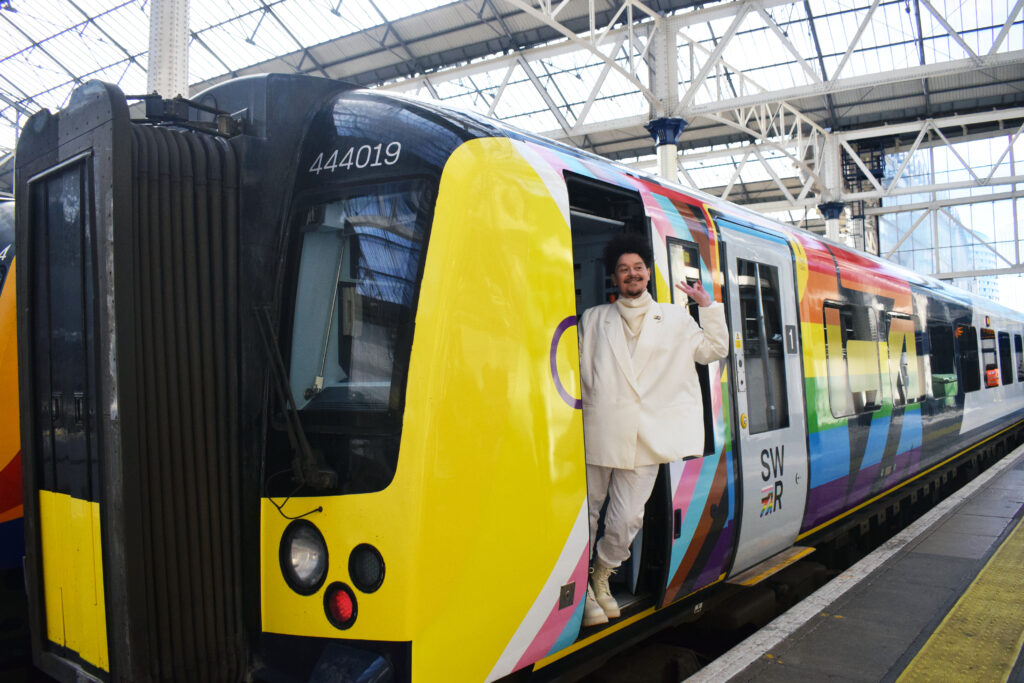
[256,305,337,490]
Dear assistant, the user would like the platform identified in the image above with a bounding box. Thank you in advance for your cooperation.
[691,446,1024,682]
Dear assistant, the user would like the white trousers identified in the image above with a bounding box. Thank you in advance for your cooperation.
[587,463,660,569]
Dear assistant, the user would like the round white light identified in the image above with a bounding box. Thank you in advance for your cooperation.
[280,521,328,594]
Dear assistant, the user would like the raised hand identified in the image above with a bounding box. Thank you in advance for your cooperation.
[675,279,712,307]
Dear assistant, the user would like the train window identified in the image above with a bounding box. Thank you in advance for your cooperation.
[288,180,429,412]
[738,259,789,434]
[955,324,981,392]
[886,313,923,406]
[928,321,958,398]
[999,332,1013,385]
[668,237,715,455]
[1016,334,1024,381]
[824,302,882,417]
[980,328,998,388]
[668,239,701,306]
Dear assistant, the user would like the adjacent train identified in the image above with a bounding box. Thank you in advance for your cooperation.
[14,74,1024,682]
[0,199,21,574]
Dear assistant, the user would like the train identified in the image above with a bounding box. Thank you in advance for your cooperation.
[0,199,21,574]
[12,74,1024,682]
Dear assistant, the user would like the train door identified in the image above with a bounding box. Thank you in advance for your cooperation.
[565,173,668,609]
[720,220,809,575]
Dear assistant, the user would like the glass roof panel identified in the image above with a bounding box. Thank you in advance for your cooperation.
[0,0,455,150]
[2,0,1022,309]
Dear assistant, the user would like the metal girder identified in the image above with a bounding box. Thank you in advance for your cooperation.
[499,0,661,105]
[257,0,330,78]
[837,113,1024,203]
[649,112,1023,203]
[1,11,83,92]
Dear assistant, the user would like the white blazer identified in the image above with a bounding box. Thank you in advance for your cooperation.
[578,300,729,469]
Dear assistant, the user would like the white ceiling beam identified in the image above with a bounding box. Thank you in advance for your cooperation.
[498,0,660,105]
[830,0,880,81]
[865,189,1024,216]
[842,174,1024,203]
[674,4,750,112]
[837,107,1024,142]
[989,0,1024,55]
[680,50,1023,118]
[933,266,1024,280]
[529,52,1024,142]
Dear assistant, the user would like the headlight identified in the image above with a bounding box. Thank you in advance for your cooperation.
[280,520,328,595]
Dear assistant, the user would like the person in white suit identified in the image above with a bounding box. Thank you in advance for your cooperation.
[578,233,729,627]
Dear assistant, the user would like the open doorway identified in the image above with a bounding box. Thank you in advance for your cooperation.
[567,173,651,314]
[566,173,670,622]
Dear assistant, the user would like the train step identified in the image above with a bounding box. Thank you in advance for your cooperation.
[726,546,815,586]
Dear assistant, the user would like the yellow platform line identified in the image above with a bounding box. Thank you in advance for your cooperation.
[898,513,1024,683]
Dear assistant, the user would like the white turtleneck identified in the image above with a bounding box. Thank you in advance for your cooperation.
[615,290,653,356]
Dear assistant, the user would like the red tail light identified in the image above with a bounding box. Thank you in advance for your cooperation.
[324,582,357,629]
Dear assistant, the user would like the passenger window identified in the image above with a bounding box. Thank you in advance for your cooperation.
[955,324,981,392]
[824,302,882,417]
[980,328,998,388]
[668,239,701,309]
[738,259,789,434]
[669,237,715,455]
[1016,334,1024,382]
[886,313,923,406]
[928,321,957,397]
[999,331,1013,385]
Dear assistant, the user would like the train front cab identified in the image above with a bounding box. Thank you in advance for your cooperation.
[258,103,751,680]
[256,93,597,682]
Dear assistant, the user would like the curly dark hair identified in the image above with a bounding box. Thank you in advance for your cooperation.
[602,233,652,276]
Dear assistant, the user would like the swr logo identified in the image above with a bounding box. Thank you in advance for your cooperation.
[760,445,783,517]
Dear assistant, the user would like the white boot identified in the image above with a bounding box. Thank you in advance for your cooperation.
[582,583,608,627]
[590,562,620,619]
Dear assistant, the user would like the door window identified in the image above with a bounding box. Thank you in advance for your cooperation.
[671,238,715,455]
[737,259,789,434]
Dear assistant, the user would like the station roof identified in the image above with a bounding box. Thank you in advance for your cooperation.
[2,0,1022,212]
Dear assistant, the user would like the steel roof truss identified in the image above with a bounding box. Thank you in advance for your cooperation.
[501,0,659,105]
[940,206,1015,269]
[751,144,796,202]
[487,63,517,117]
[882,208,930,260]
[1,12,83,90]
[571,35,623,133]
[919,0,980,63]
[518,56,573,135]
[830,0,880,81]
[720,149,753,200]
[675,3,749,112]
[756,6,821,85]
[839,138,886,195]
[990,0,1024,56]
